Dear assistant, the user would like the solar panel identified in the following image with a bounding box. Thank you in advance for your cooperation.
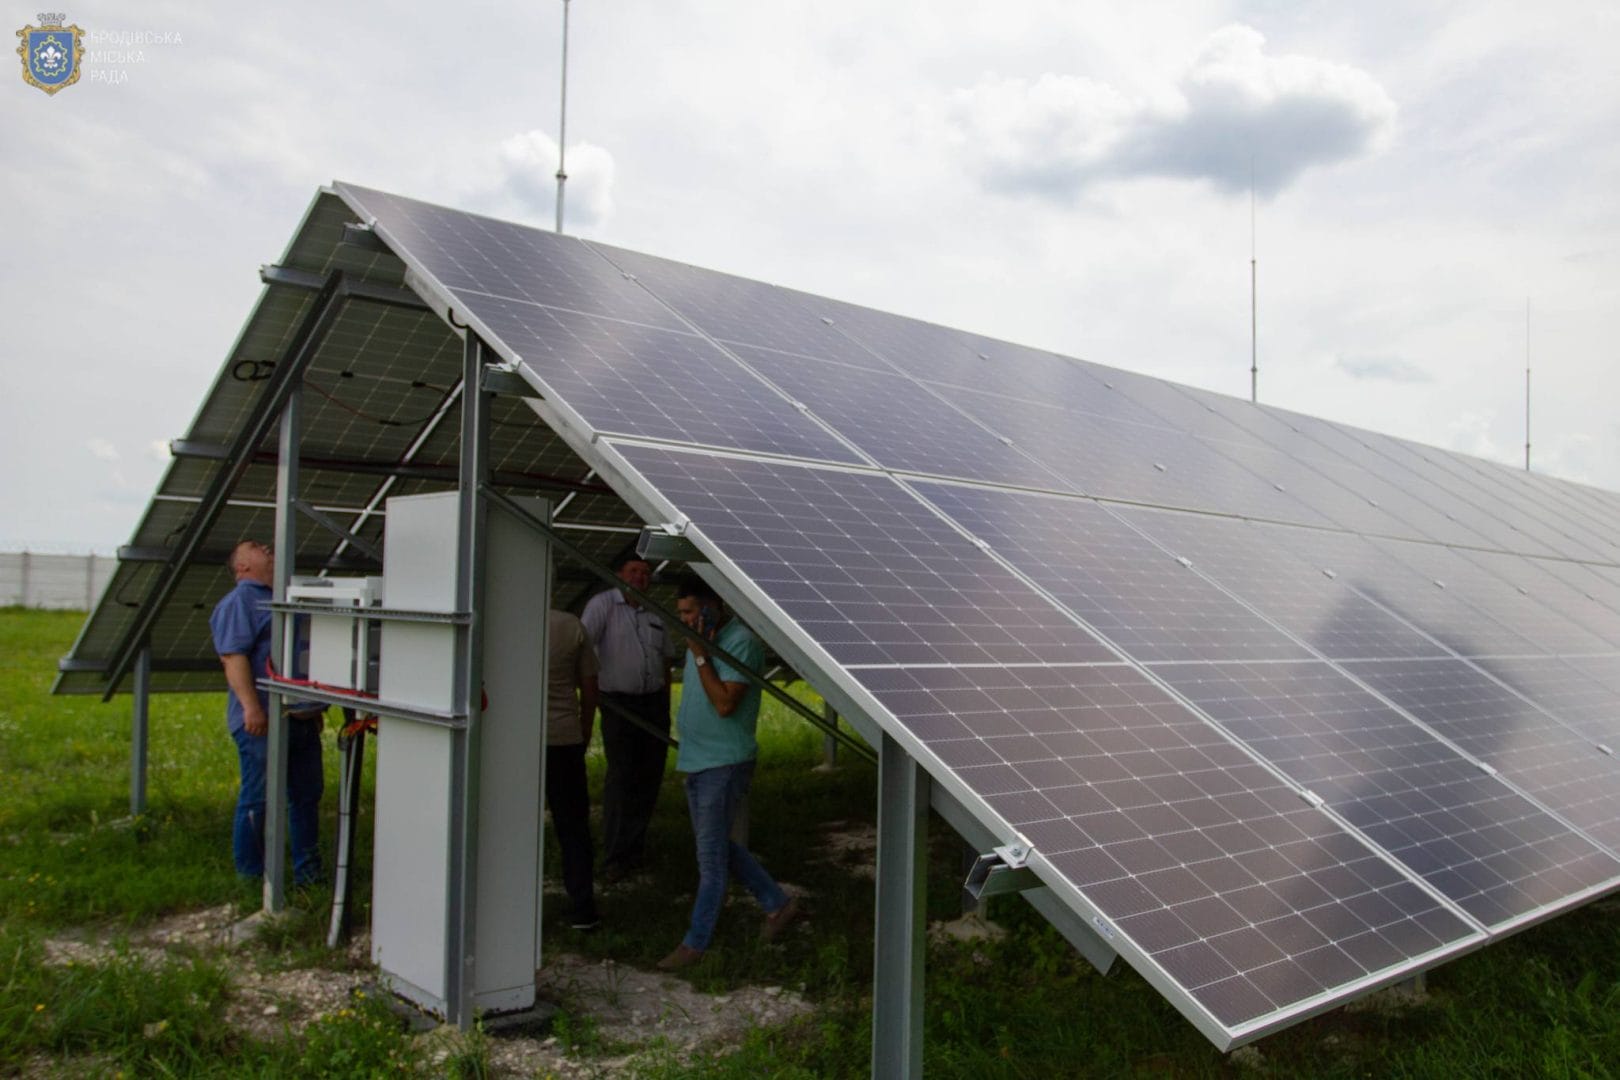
[1344,657,1620,856]
[610,444,1115,667]
[859,661,1478,1030]
[69,182,1620,1052]
[1118,511,1442,661]
[476,298,865,463]
[733,346,1068,490]
[909,482,1311,664]
[1265,529,1543,659]
[1368,539,1611,656]
[606,440,1479,1034]
[1152,659,1618,927]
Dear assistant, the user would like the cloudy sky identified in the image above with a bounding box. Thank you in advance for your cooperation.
[3,1,1617,552]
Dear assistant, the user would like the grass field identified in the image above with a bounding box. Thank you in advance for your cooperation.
[3,606,1620,1077]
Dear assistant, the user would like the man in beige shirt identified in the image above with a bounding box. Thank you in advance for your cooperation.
[547,609,601,930]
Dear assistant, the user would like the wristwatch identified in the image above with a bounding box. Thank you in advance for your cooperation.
[694,655,708,668]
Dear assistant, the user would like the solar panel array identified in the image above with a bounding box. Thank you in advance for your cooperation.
[74,182,1620,1049]
[325,182,1620,1047]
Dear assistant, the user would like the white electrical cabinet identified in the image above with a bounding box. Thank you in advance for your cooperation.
[370,491,550,1017]
[286,576,383,691]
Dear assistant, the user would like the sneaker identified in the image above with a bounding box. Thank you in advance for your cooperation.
[655,943,704,971]
[570,916,602,932]
[761,896,801,942]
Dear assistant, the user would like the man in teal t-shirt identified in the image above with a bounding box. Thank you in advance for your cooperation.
[656,574,800,970]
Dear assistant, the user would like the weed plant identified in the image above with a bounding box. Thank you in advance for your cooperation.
[4,608,1620,1077]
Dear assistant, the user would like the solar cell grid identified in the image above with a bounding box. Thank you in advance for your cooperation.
[858,662,1477,1028]
[735,347,1069,490]
[1177,389,1352,471]
[585,242,893,371]
[1453,549,1620,650]
[1370,539,1610,656]
[1179,437,1418,540]
[609,444,1116,666]
[1268,529,1541,658]
[1089,368,1267,449]
[467,297,864,463]
[1303,460,1493,548]
[1153,660,1609,927]
[944,333,1175,428]
[1533,561,1620,618]
[1458,454,1620,554]
[1118,511,1443,661]
[1353,433,1593,561]
[335,183,686,331]
[1477,656,1620,749]
[910,482,1310,664]
[931,385,1330,525]
[1344,657,1620,857]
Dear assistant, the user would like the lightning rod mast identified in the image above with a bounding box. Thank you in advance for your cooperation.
[555,0,570,235]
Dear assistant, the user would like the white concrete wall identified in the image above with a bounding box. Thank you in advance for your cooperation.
[0,552,116,610]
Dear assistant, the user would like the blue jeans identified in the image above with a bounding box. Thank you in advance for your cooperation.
[232,717,325,884]
[682,761,788,952]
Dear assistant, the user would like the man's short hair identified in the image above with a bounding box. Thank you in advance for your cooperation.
[610,550,650,573]
[675,573,720,605]
[226,539,266,570]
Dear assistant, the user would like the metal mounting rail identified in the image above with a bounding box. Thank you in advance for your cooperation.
[254,679,467,730]
[267,602,471,625]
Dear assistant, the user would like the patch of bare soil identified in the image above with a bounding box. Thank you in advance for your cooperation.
[813,818,877,880]
[40,910,813,1076]
[481,953,812,1077]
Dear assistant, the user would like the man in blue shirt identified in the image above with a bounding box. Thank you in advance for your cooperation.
[209,539,325,885]
[656,575,799,971]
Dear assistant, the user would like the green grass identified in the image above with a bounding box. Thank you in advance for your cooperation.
[4,607,1620,1077]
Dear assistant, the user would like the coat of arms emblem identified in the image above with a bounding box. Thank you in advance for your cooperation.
[17,13,85,95]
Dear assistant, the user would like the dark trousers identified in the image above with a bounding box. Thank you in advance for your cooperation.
[545,741,597,923]
[600,689,670,873]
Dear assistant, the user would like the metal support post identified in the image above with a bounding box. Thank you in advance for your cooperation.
[130,644,151,817]
[447,333,494,1030]
[264,384,302,914]
[872,731,927,1079]
[821,701,839,770]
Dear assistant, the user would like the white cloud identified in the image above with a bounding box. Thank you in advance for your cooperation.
[951,24,1396,201]
[440,131,616,231]
[87,438,119,463]
[1333,354,1432,383]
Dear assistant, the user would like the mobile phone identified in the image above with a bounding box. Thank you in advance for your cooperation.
[699,605,718,638]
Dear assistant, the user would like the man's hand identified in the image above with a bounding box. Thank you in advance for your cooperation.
[220,652,268,738]
[242,702,269,737]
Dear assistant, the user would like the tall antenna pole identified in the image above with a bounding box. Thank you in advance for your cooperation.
[555,0,571,234]
[1524,298,1532,471]
[1250,158,1258,404]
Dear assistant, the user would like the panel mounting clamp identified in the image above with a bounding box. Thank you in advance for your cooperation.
[963,843,1040,905]
[636,522,707,564]
[481,365,539,399]
[1175,556,1193,569]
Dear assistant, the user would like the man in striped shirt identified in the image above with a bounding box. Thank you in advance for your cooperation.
[581,553,678,882]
